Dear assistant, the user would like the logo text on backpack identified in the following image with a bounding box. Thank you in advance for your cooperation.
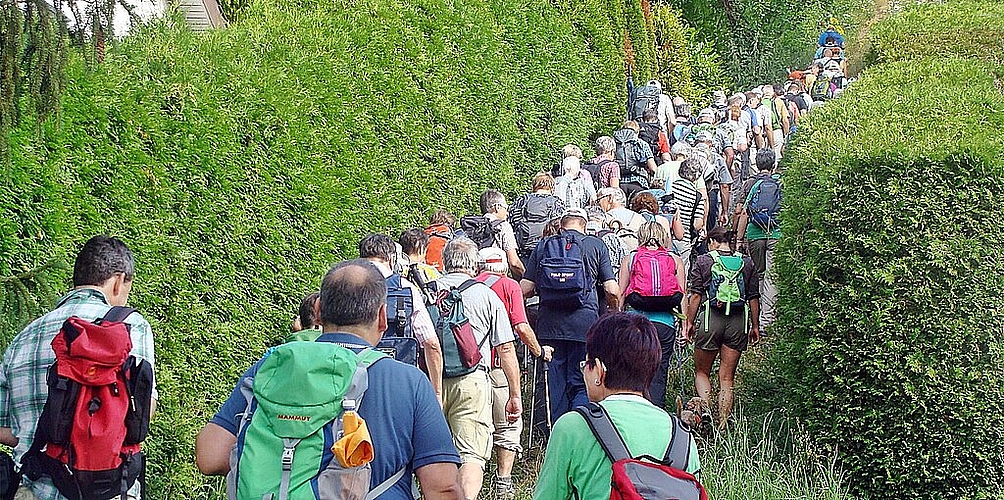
[548,271,575,282]
[277,414,311,422]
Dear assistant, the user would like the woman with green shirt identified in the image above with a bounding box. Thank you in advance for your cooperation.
[533,313,701,500]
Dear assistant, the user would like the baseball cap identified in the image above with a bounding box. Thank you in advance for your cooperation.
[478,247,505,264]
[563,208,588,220]
[670,141,692,157]
[697,108,716,123]
[751,87,764,98]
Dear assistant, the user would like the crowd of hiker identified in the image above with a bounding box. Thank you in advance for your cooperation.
[0,30,856,500]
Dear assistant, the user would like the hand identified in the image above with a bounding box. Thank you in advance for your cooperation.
[683,321,695,342]
[541,345,554,362]
[749,327,761,346]
[436,393,444,409]
[506,396,522,423]
[718,213,727,226]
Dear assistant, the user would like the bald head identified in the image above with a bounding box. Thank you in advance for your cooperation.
[320,259,386,328]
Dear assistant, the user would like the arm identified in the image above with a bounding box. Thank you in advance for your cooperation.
[646,158,658,174]
[780,102,791,136]
[736,210,749,251]
[196,423,237,475]
[718,183,730,224]
[0,427,17,447]
[506,250,525,281]
[683,291,703,341]
[415,463,465,500]
[520,279,536,299]
[602,279,621,312]
[748,298,761,345]
[422,338,444,407]
[514,323,542,358]
[672,211,685,240]
[674,255,686,295]
[617,254,632,308]
[752,126,764,149]
[497,342,522,423]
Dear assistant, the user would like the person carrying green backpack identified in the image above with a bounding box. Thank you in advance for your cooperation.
[682,227,760,430]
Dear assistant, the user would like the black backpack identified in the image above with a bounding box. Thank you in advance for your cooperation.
[582,159,614,191]
[631,84,661,122]
[638,122,663,163]
[460,216,504,249]
[615,136,645,177]
[516,195,560,255]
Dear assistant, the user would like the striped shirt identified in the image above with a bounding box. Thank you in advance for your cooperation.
[0,288,156,500]
[670,179,705,240]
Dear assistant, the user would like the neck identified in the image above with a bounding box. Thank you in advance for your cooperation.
[407,254,425,264]
[597,387,644,401]
[448,269,475,277]
[321,324,381,346]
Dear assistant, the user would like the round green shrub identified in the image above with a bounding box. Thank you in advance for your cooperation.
[774,57,1004,499]
[0,0,666,495]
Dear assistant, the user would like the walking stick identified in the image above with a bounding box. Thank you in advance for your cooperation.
[543,361,553,431]
[528,358,538,450]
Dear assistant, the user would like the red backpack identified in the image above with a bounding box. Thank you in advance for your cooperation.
[424,224,453,271]
[576,403,708,500]
[21,306,154,500]
[624,247,684,313]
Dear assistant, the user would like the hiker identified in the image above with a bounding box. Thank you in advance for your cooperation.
[586,205,627,290]
[400,228,442,282]
[475,247,550,499]
[508,172,566,261]
[359,234,444,404]
[735,149,781,334]
[551,144,584,177]
[520,209,620,425]
[683,227,760,429]
[629,191,683,241]
[613,121,657,201]
[533,313,701,500]
[425,209,458,272]
[648,80,676,133]
[669,158,707,278]
[554,156,597,210]
[750,88,775,152]
[639,108,671,165]
[0,235,157,500]
[693,131,733,232]
[618,222,687,408]
[288,291,321,341]
[583,136,620,190]
[654,141,692,190]
[475,190,525,280]
[743,91,766,151]
[596,187,644,234]
[671,96,694,143]
[196,259,465,500]
[433,238,522,500]
[762,85,790,161]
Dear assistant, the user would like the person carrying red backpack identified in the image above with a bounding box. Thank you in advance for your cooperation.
[0,236,157,500]
[617,221,686,407]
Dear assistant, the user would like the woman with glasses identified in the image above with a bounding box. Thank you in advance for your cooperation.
[533,313,700,500]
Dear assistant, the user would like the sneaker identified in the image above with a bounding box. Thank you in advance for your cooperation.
[494,477,515,500]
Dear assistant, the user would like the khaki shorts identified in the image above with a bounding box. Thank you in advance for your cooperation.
[695,306,749,352]
[443,369,493,467]
[489,368,522,453]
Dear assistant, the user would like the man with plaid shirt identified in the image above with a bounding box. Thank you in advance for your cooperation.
[0,236,157,500]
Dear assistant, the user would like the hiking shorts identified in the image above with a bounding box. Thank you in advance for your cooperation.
[490,368,522,453]
[443,369,493,467]
[695,307,749,352]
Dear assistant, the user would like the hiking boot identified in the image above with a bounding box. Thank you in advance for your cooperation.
[494,476,515,500]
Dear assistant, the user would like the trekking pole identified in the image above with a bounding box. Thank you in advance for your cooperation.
[543,361,553,432]
[528,358,538,450]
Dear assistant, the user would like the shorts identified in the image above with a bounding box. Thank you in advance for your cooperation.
[695,306,749,352]
[490,368,522,453]
[443,369,493,467]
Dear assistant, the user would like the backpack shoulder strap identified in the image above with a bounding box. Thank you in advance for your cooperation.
[574,402,631,462]
[483,275,502,288]
[662,414,692,469]
[744,179,765,206]
[365,466,409,500]
[102,306,137,324]
[455,279,481,293]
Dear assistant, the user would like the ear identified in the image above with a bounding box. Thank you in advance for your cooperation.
[377,302,388,334]
[313,299,322,325]
[109,273,129,306]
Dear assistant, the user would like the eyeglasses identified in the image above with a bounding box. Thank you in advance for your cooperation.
[579,358,605,374]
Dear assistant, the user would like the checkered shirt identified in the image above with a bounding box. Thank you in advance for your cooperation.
[0,288,156,500]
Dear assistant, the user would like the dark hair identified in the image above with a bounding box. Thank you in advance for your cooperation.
[629,192,659,214]
[298,292,320,329]
[825,35,835,44]
[542,217,562,237]
[642,108,658,121]
[358,233,396,262]
[480,189,506,214]
[756,148,776,172]
[399,228,430,256]
[706,226,731,244]
[429,209,456,227]
[320,260,386,327]
[72,235,135,287]
[585,313,661,396]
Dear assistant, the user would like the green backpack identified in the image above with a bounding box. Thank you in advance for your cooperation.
[226,341,405,500]
[705,251,747,324]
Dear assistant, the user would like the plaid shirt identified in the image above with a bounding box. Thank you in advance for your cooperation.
[0,288,156,500]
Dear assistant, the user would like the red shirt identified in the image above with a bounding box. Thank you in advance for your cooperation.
[476,272,529,368]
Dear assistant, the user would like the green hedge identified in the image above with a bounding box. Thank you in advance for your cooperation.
[774,55,1004,499]
[866,0,1004,66]
[0,0,668,495]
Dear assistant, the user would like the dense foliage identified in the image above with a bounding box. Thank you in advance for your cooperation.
[774,1,1004,497]
[667,0,870,88]
[0,0,678,495]
[865,0,1004,66]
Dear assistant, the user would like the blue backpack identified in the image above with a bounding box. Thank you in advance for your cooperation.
[744,175,781,232]
[537,233,589,310]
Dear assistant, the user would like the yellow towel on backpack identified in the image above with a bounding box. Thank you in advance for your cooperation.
[332,410,374,467]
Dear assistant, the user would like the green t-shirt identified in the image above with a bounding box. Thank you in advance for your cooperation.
[533,395,701,500]
[745,222,781,241]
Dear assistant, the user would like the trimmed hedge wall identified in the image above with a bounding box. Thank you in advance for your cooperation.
[774,2,1004,497]
[0,0,663,495]
[866,0,1004,66]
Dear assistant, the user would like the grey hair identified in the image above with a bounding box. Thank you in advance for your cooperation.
[480,257,508,275]
[595,136,616,155]
[443,237,480,273]
[597,186,627,206]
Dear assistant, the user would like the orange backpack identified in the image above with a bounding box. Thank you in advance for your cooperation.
[424,224,453,271]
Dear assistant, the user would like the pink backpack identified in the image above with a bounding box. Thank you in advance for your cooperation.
[627,247,683,297]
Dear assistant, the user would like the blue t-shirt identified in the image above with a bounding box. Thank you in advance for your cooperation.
[524,229,615,342]
[210,333,460,499]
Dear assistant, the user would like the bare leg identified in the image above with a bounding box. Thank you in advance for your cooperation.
[496,447,515,479]
[716,345,742,429]
[459,462,484,500]
[693,348,718,406]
